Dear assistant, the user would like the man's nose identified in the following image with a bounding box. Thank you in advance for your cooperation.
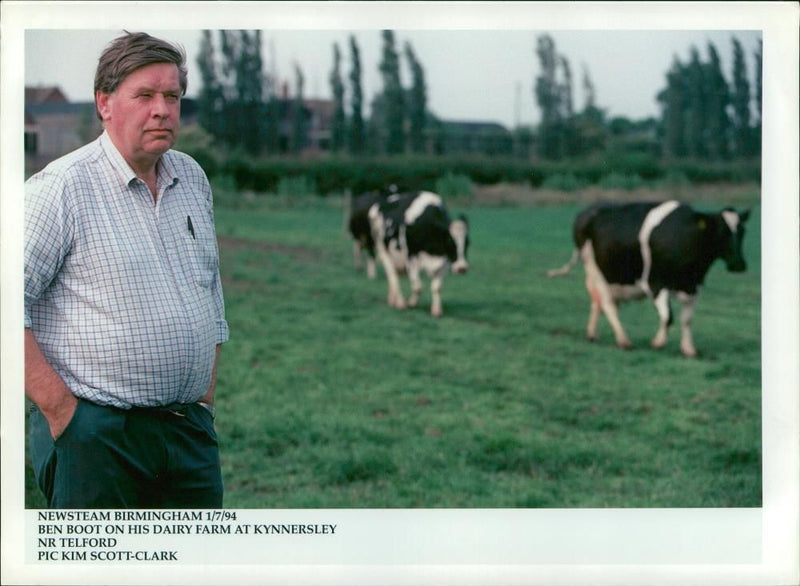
[151,94,171,117]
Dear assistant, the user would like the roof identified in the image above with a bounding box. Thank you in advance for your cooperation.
[25,102,96,118]
[25,86,68,104]
[440,120,510,133]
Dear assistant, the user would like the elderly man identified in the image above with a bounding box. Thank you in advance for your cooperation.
[25,32,229,508]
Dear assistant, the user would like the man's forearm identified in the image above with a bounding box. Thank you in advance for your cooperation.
[25,328,77,438]
[200,345,221,406]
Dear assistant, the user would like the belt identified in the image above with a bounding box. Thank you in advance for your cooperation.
[129,402,193,417]
[129,401,215,419]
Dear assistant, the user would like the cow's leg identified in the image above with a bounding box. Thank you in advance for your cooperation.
[585,277,602,341]
[430,273,444,317]
[407,259,422,308]
[352,241,363,270]
[581,242,632,349]
[676,292,698,357]
[373,240,405,309]
[365,256,376,280]
[650,288,672,349]
[369,210,405,309]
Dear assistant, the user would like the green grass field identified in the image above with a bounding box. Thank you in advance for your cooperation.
[210,192,761,508]
[25,189,762,509]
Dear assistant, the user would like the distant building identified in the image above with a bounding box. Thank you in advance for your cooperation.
[429,119,514,156]
[25,86,102,174]
[303,99,334,153]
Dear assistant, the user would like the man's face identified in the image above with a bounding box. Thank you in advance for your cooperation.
[96,62,181,170]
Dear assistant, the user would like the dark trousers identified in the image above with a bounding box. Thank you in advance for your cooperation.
[29,399,223,508]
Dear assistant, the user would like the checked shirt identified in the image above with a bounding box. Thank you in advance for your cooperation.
[25,132,229,408]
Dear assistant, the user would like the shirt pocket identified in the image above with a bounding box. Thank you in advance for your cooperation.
[185,215,218,289]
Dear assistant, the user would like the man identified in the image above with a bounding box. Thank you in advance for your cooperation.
[25,32,229,508]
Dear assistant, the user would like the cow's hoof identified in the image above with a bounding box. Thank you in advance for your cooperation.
[617,341,634,351]
[430,309,443,318]
[681,347,698,358]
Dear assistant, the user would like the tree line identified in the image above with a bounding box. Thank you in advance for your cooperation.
[193,30,762,161]
[657,37,762,160]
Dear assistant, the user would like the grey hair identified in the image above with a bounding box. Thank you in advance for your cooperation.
[94,31,187,119]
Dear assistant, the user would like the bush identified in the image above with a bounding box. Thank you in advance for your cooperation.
[598,172,645,190]
[542,173,586,192]
[435,172,475,198]
[658,170,692,189]
[277,175,318,198]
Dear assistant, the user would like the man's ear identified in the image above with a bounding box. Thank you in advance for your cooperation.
[96,90,111,122]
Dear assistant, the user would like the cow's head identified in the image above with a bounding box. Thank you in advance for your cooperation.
[449,214,470,274]
[718,208,750,272]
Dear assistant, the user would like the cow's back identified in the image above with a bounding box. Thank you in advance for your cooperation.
[576,202,660,286]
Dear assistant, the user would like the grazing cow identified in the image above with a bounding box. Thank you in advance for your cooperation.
[548,200,750,356]
[368,191,470,317]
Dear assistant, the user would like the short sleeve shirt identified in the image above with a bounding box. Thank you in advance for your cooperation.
[25,132,229,408]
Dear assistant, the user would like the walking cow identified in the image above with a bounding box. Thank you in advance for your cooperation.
[548,200,750,357]
[368,191,470,317]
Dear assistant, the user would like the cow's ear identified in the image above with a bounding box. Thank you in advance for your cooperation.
[739,208,751,223]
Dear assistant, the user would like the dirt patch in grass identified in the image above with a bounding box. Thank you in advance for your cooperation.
[217,234,323,262]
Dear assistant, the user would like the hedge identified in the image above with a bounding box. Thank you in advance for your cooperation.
[179,144,761,196]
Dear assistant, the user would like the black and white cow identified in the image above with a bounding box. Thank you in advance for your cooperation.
[368,191,470,317]
[548,200,750,356]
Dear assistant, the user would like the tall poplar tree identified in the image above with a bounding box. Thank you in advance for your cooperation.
[404,41,427,153]
[379,30,405,154]
[291,63,306,154]
[196,30,226,142]
[534,34,563,159]
[329,43,347,153]
[753,40,763,155]
[238,30,268,154]
[196,30,269,154]
[559,55,579,156]
[731,37,752,157]
[658,57,688,158]
[348,35,365,154]
[582,64,596,111]
[685,46,707,159]
[705,41,731,160]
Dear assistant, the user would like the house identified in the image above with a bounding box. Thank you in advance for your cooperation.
[429,119,514,156]
[25,86,102,175]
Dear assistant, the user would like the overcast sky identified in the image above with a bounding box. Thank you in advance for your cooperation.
[25,24,761,129]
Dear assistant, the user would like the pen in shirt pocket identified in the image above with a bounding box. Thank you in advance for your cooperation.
[187,216,196,239]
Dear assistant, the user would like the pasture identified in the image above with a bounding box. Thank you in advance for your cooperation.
[24,186,762,509]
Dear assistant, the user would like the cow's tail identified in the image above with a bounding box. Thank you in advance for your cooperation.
[547,249,580,277]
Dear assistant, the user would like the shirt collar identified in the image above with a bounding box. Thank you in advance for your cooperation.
[99,131,179,191]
